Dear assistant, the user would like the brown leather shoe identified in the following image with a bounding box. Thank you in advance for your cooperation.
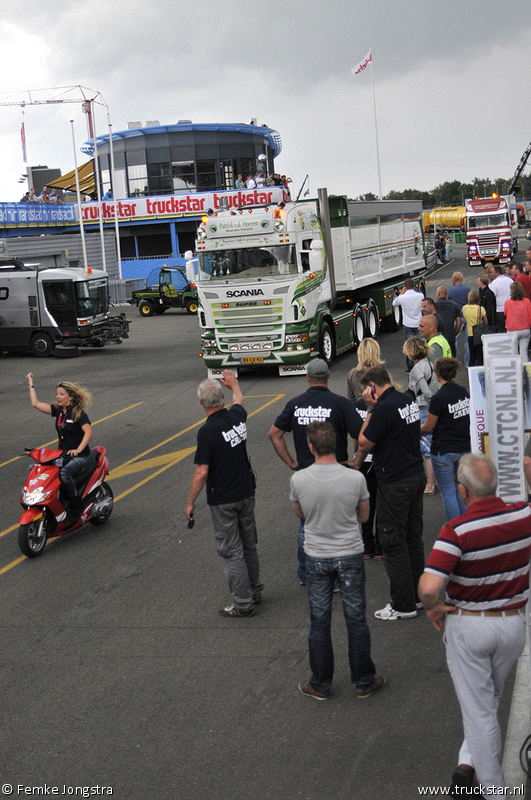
[298,680,329,700]
[357,675,386,698]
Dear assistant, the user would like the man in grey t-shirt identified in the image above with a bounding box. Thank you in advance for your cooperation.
[290,421,385,701]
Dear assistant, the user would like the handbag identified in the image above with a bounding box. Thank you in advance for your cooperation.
[472,307,489,346]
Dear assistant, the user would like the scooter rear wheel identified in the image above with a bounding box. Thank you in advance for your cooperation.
[88,481,114,526]
[18,515,49,558]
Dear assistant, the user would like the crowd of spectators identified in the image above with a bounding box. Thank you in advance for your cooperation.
[20,186,63,204]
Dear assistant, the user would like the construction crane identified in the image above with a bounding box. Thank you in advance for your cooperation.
[0,86,107,138]
[507,141,531,226]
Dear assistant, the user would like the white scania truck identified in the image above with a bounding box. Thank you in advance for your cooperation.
[186,189,430,376]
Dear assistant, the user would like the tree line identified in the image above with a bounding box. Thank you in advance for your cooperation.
[356,173,531,207]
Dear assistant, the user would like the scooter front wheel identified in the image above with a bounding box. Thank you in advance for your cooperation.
[18,515,49,558]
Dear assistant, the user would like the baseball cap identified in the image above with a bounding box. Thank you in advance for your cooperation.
[307,359,329,379]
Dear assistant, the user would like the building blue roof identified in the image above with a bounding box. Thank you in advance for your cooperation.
[81,122,282,158]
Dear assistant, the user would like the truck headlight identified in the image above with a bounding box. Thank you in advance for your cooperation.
[285,333,308,343]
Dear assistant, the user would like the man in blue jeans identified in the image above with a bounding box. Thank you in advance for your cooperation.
[290,421,385,700]
[269,359,360,586]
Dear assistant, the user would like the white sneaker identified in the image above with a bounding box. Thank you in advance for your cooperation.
[374,603,418,620]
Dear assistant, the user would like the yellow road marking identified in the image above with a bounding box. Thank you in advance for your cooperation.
[0,394,285,573]
[0,555,26,574]
[115,394,285,470]
[108,446,196,479]
[0,402,144,469]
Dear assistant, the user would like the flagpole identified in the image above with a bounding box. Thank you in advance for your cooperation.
[70,119,89,272]
[368,47,383,199]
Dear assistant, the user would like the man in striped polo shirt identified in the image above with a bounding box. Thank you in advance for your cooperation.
[418,453,531,796]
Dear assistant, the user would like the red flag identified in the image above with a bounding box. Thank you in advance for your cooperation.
[21,121,27,163]
[352,49,372,75]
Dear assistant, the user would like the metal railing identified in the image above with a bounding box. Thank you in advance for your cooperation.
[109,279,143,307]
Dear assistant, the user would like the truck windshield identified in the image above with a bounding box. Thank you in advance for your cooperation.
[468,213,508,229]
[75,277,109,318]
[198,245,297,282]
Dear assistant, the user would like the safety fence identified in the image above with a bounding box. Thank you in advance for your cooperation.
[109,279,145,307]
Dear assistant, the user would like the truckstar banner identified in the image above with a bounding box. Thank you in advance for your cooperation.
[80,187,287,223]
[0,187,287,228]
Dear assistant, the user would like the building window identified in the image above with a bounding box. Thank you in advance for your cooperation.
[196,160,217,191]
[127,163,148,197]
[240,159,257,182]
[222,161,235,190]
[172,162,196,193]
[148,163,172,195]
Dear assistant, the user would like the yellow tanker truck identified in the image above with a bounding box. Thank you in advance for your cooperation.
[423,206,466,233]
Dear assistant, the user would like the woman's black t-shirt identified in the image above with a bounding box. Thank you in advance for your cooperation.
[51,405,91,456]
[428,382,470,456]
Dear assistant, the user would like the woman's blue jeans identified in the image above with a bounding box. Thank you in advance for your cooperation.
[59,455,91,499]
[431,452,467,522]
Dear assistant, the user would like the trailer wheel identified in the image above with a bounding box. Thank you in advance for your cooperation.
[365,301,380,339]
[353,305,365,345]
[139,301,155,317]
[319,321,335,365]
[30,332,54,358]
[381,289,401,332]
[186,299,198,315]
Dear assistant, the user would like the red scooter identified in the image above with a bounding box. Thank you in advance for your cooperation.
[18,445,114,558]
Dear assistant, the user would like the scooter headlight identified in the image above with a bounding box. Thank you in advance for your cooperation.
[21,486,51,505]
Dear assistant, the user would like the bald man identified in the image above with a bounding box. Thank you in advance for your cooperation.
[418,315,452,363]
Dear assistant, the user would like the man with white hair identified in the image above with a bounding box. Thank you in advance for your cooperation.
[418,453,531,796]
[184,369,262,617]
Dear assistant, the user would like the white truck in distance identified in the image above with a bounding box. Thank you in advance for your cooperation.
[466,194,519,267]
[186,189,429,376]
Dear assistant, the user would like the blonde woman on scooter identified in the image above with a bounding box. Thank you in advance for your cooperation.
[26,373,93,521]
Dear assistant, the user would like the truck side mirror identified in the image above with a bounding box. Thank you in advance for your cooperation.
[309,241,325,272]
[185,251,196,283]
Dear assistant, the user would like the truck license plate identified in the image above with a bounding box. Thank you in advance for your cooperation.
[239,356,264,363]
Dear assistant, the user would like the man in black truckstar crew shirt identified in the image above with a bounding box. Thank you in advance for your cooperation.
[185,369,262,618]
[353,366,425,621]
[268,359,361,584]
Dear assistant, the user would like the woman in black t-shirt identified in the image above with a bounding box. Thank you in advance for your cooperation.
[420,358,470,522]
[26,373,93,517]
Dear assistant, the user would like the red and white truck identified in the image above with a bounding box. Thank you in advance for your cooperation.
[465,194,519,267]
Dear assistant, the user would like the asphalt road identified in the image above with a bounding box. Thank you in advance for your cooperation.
[0,239,526,800]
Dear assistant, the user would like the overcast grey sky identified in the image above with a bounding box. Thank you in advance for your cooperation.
[1,0,530,202]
